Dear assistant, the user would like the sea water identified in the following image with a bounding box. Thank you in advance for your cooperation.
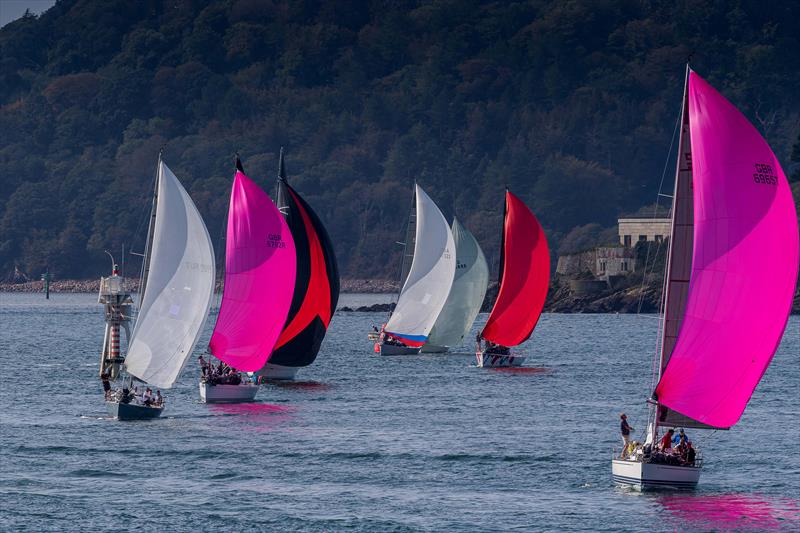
[0,292,797,531]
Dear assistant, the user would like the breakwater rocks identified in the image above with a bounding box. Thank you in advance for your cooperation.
[340,279,399,293]
[337,302,396,313]
[0,278,126,293]
[1,277,398,295]
[3,276,798,314]
[544,277,661,314]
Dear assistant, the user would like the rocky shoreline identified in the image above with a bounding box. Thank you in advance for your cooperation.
[3,276,797,314]
[0,278,399,294]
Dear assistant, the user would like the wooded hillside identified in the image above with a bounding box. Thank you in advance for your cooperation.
[1,0,798,280]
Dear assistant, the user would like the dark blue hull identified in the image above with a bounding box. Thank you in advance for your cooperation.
[106,401,164,420]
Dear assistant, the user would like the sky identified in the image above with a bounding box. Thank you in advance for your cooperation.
[0,0,56,27]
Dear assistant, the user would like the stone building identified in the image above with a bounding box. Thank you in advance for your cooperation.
[556,246,634,280]
[617,217,671,247]
[595,246,635,279]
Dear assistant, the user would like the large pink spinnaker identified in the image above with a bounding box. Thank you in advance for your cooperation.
[654,72,799,428]
[208,167,297,372]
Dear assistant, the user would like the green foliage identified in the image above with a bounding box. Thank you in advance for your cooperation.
[1,0,799,280]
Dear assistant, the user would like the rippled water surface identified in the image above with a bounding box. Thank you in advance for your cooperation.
[1,292,798,531]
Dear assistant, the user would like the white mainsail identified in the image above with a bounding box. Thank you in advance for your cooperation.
[384,184,455,345]
[426,218,489,348]
[125,160,216,389]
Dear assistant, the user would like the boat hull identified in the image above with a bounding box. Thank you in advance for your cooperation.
[420,344,449,353]
[476,351,524,367]
[199,382,259,403]
[611,459,700,489]
[106,400,164,420]
[379,343,422,355]
[259,362,300,380]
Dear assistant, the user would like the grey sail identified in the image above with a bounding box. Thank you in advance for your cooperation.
[425,218,489,349]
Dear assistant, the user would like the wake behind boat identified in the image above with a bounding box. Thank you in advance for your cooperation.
[612,66,799,489]
[476,190,550,368]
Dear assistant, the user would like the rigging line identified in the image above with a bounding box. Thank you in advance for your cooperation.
[636,100,683,317]
[128,169,160,281]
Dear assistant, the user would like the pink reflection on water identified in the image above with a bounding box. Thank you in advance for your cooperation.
[489,367,548,375]
[658,493,800,531]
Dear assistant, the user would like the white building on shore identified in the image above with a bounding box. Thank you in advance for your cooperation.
[617,217,671,247]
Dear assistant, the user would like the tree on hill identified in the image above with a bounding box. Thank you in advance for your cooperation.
[0,0,798,280]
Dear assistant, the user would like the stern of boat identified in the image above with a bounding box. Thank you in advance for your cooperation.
[379,343,422,356]
[199,381,259,403]
[258,362,300,380]
[419,344,449,353]
[476,350,525,367]
[612,457,701,490]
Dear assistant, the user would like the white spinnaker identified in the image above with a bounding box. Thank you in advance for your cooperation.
[427,218,489,347]
[125,161,216,389]
[385,185,455,340]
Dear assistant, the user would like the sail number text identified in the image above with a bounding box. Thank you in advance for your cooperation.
[753,163,777,185]
[267,234,286,248]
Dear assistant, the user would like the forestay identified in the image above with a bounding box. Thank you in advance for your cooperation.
[654,71,799,429]
[208,167,296,372]
[126,161,216,389]
[384,185,455,347]
[427,218,489,348]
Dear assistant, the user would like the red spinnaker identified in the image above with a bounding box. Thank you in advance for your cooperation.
[481,191,550,347]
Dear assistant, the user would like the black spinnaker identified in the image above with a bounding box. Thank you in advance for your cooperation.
[268,148,340,367]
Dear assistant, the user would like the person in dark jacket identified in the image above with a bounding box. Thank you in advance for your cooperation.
[619,414,634,457]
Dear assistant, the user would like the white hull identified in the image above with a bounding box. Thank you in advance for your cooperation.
[420,344,449,353]
[476,351,524,367]
[612,459,700,489]
[379,343,422,356]
[199,382,259,403]
[258,362,300,380]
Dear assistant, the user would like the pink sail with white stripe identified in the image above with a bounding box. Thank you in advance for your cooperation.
[209,165,297,372]
[654,71,799,428]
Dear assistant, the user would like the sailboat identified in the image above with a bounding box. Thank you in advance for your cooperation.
[106,156,216,419]
[421,218,489,353]
[476,190,550,367]
[257,149,340,380]
[611,67,799,489]
[202,157,297,402]
[377,184,456,355]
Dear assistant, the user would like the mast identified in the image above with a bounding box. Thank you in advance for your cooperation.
[393,185,417,312]
[137,153,161,311]
[649,64,692,442]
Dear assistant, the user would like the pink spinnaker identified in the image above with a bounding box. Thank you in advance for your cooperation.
[209,170,297,372]
[654,72,799,428]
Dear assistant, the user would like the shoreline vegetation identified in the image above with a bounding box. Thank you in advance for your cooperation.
[7,277,798,314]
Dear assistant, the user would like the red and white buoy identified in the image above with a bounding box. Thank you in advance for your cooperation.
[98,262,133,381]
